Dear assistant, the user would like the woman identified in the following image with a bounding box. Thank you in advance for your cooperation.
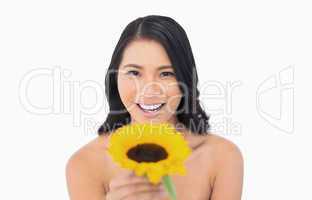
[66,15,244,200]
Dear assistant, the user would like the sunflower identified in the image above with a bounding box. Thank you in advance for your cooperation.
[106,122,192,186]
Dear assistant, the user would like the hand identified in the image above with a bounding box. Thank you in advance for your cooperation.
[106,170,168,200]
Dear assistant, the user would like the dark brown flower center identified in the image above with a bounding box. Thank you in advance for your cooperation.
[127,143,168,163]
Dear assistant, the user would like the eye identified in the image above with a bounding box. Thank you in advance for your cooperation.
[160,71,175,77]
[126,70,140,76]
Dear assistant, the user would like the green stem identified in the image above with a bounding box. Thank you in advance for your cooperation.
[162,175,177,200]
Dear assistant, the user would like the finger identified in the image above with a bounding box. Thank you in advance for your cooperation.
[112,182,162,200]
[109,174,150,189]
[123,188,166,200]
[119,169,135,178]
[108,170,134,188]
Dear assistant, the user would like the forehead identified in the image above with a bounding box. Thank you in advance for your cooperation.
[120,38,172,68]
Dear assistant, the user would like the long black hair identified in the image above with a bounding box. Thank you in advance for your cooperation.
[98,15,210,135]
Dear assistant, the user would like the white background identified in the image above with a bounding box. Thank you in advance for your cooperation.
[0,0,310,199]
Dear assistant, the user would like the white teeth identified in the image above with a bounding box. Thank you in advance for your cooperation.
[138,103,162,111]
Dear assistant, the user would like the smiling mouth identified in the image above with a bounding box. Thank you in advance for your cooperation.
[136,103,166,112]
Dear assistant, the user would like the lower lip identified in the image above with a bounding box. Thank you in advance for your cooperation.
[136,104,165,118]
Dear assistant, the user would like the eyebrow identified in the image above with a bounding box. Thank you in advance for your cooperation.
[122,64,173,70]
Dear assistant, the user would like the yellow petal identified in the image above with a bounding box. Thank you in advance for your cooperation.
[106,123,192,185]
[134,162,149,176]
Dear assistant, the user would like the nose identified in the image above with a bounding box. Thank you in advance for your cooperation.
[137,75,166,99]
[140,81,163,97]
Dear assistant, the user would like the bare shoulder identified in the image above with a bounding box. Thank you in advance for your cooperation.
[185,132,244,172]
[202,133,244,194]
[65,134,110,199]
[204,133,243,156]
[203,133,244,166]
[66,134,109,170]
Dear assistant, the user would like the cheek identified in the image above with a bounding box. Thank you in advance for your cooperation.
[117,75,137,106]
[165,83,183,112]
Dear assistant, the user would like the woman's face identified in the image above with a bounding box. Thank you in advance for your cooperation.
[117,38,183,125]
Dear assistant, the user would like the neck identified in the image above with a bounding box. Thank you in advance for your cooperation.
[129,116,191,136]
